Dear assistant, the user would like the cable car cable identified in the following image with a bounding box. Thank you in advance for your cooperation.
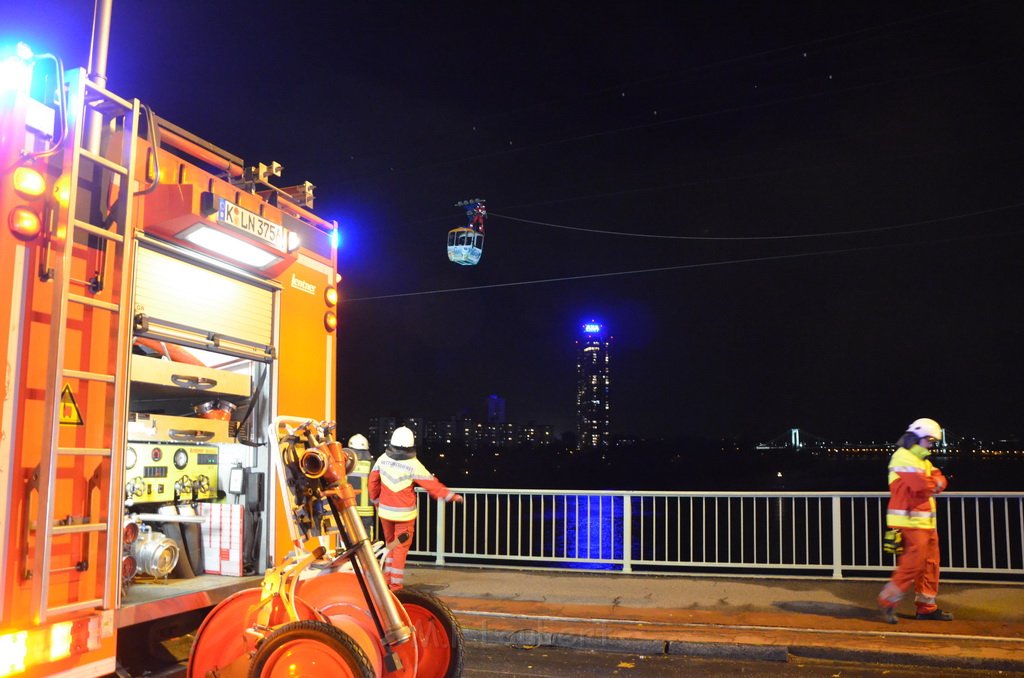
[360,137,1019,235]
[489,200,1024,241]
[468,1,985,124]
[341,3,987,177]
[339,50,1020,184]
[496,139,1020,213]
[341,228,1021,303]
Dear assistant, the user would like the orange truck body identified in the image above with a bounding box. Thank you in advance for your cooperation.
[1,55,339,676]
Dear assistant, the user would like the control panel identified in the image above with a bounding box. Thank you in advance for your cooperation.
[125,444,219,502]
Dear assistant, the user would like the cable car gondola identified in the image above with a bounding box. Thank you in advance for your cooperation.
[448,199,486,266]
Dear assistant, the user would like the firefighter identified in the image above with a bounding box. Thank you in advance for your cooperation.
[345,433,377,540]
[368,426,462,590]
[469,201,486,233]
[878,418,953,623]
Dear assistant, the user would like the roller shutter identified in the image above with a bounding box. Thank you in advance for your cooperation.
[133,246,274,351]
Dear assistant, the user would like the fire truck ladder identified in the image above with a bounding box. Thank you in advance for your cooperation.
[31,69,140,623]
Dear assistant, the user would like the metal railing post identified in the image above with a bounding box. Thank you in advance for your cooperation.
[622,494,632,573]
[435,497,446,565]
[831,496,843,579]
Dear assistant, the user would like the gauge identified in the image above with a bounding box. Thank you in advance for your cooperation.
[173,448,189,470]
[126,446,137,470]
[151,447,162,462]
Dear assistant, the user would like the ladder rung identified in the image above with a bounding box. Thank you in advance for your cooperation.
[73,219,124,243]
[57,447,112,457]
[68,293,119,313]
[47,599,103,617]
[52,523,108,536]
[85,98,131,118]
[79,148,128,176]
[84,80,133,112]
[62,369,116,384]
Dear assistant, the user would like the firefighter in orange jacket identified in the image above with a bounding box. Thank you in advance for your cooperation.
[368,426,462,590]
[878,418,952,623]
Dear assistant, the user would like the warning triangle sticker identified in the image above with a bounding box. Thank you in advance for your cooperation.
[60,384,84,426]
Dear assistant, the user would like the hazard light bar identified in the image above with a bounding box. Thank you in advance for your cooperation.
[140,184,300,277]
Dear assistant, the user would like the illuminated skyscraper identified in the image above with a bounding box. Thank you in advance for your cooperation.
[576,321,611,451]
[486,394,506,424]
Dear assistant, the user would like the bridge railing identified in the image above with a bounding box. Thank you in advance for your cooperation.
[406,489,1024,579]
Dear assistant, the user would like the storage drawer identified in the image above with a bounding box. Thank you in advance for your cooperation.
[130,354,250,397]
[127,413,232,444]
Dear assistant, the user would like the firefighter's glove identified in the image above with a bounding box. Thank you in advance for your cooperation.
[883,528,904,556]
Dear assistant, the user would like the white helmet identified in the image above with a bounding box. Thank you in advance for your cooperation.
[390,426,415,449]
[347,433,369,451]
[907,418,942,440]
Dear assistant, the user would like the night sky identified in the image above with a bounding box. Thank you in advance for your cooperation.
[5,1,1023,443]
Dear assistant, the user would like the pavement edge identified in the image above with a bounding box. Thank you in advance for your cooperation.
[461,622,1024,671]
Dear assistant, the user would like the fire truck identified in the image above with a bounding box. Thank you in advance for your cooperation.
[1,15,461,678]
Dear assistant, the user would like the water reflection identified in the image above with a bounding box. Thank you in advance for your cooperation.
[551,495,623,570]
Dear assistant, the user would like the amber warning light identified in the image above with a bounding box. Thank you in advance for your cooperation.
[12,166,45,197]
[7,165,47,240]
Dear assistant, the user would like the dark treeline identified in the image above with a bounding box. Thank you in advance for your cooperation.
[423,439,1024,492]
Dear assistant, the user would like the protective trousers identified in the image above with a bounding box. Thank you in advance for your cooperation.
[380,518,415,591]
[878,527,940,614]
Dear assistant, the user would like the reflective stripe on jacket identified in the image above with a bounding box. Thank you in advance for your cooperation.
[886,445,946,529]
[368,452,454,522]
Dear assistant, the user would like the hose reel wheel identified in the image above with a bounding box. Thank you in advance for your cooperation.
[247,620,374,678]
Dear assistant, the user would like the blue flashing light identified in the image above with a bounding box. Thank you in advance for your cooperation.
[0,48,32,93]
[583,323,602,334]
[329,228,341,250]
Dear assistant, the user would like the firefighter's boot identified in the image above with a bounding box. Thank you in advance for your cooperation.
[916,609,954,621]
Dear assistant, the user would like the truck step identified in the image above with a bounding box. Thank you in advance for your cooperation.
[79,147,128,177]
[47,598,103,617]
[57,447,113,457]
[68,293,119,312]
[73,219,124,243]
[61,368,116,384]
[52,523,108,536]
[84,80,133,114]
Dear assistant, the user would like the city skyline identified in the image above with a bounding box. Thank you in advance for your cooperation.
[355,408,1024,454]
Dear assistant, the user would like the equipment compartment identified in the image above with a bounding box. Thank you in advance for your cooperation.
[130,354,250,399]
[127,412,232,444]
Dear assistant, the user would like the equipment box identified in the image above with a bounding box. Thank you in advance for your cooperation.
[130,354,250,398]
[198,503,245,576]
[127,412,232,444]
